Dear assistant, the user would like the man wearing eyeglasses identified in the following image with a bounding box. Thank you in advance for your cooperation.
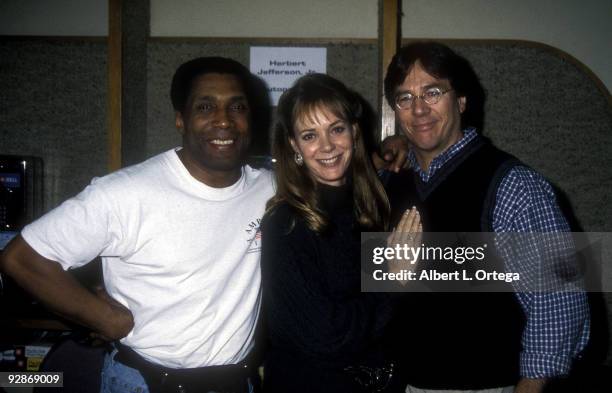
[380,42,589,393]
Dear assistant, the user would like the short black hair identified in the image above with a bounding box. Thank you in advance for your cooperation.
[384,41,485,129]
[171,57,254,113]
[170,57,271,154]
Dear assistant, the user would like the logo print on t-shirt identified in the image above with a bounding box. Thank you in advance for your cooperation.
[245,218,262,254]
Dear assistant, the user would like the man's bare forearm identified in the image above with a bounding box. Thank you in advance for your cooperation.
[514,377,547,393]
[0,235,133,339]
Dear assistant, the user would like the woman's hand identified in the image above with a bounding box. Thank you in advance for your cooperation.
[386,207,422,281]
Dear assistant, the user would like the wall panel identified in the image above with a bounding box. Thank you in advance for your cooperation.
[0,38,107,210]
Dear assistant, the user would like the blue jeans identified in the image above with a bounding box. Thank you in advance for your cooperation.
[100,349,256,393]
[101,349,149,393]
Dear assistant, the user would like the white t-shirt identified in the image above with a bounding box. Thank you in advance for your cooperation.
[22,148,275,368]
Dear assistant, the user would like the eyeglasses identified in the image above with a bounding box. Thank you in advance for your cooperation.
[394,87,453,110]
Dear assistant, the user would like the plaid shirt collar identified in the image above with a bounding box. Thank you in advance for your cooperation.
[407,127,478,183]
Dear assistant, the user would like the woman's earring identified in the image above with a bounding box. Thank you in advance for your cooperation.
[294,152,304,166]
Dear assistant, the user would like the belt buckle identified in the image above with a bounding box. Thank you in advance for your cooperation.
[160,372,188,393]
[343,362,394,392]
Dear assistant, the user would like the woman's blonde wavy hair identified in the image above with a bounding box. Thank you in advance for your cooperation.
[266,73,389,233]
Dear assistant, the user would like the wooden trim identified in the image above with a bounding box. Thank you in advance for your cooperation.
[107,0,122,171]
[379,0,400,140]
[148,36,377,45]
[0,35,106,42]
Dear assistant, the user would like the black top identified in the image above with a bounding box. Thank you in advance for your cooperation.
[260,183,392,393]
[383,137,525,390]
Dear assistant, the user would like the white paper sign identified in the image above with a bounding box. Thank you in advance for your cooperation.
[250,47,327,105]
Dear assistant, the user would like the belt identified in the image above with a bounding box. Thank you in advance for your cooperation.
[344,362,395,393]
[113,343,253,393]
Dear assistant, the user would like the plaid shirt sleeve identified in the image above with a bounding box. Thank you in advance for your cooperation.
[492,166,590,378]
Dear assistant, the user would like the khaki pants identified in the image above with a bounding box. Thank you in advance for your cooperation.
[405,385,515,393]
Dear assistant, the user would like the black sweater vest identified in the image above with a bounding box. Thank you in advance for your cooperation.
[383,137,526,389]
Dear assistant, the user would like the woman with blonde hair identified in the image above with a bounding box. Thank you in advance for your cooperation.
[260,73,419,392]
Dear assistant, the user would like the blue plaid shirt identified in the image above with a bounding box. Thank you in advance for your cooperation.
[405,128,590,378]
